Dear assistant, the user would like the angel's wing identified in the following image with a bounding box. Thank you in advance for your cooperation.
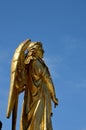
[6,39,31,119]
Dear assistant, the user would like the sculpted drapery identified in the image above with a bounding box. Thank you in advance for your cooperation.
[6,39,58,130]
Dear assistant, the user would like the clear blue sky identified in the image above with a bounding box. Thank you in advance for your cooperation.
[0,0,86,130]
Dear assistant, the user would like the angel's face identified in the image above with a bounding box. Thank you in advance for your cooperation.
[36,49,44,58]
[26,42,44,59]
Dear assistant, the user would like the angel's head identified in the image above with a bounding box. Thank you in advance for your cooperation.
[27,42,44,58]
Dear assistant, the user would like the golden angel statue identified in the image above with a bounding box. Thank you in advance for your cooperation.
[6,39,58,130]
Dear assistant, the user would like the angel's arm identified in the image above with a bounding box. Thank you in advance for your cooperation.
[34,59,58,106]
[43,66,58,106]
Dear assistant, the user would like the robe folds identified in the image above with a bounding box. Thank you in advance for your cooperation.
[20,58,56,130]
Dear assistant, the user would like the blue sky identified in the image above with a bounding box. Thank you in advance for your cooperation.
[0,0,86,130]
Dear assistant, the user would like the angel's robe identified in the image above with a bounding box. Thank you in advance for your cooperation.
[20,57,56,130]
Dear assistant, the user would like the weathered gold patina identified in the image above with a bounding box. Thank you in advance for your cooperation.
[6,39,58,130]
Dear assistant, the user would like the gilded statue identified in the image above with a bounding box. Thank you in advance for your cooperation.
[6,39,58,130]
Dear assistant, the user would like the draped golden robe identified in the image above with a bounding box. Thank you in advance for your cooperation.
[20,57,56,130]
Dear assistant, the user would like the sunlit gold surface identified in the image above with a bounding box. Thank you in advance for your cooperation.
[6,39,58,130]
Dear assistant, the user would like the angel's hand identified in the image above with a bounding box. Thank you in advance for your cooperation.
[52,96,59,108]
